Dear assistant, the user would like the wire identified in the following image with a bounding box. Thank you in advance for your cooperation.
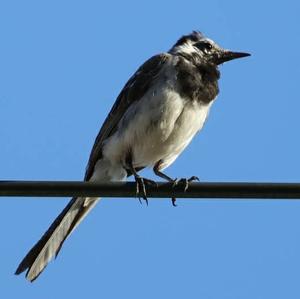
[1,181,300,199]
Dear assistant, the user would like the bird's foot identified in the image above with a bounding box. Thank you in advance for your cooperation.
[172,176,200,191]
[134,176,157,205]
[171,176,199,206]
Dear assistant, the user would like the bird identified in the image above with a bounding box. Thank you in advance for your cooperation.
[15,31,250,281]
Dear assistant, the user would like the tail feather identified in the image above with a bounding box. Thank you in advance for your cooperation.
[15,197,99,282]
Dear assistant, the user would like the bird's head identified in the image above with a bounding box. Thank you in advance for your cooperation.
[170,31,250,65]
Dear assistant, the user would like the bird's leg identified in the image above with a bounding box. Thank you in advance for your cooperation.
[153,161,177,206]
[127,156,156,205]
[153,161,199,206]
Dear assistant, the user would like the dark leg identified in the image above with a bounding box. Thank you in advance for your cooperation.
[153,162,174,183]
[153,160,199,206]
[127,155,156,205]
[153,161,177,206]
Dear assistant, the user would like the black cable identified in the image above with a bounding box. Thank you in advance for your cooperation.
[1,181,300,199]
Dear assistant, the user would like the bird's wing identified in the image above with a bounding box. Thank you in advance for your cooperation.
[84,53,170,180]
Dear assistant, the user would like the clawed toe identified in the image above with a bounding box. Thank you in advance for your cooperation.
[171,197,177,207]
[153,164,200,207]
[135,176,147,204]
[171,179,187,192]
[172,176,200,191]
[188,176,199,182]
[135,176,157,205]
[143,178,158,187]
[172,178,189,191]
[170,176,199,206]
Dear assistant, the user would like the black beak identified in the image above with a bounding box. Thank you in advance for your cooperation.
[216,51,251,65]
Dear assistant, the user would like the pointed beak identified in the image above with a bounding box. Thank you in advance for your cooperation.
[216,51,251,65]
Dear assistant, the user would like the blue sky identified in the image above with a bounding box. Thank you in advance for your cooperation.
[1,0,300,298]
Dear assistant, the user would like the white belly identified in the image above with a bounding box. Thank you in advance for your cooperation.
[102,86,214,170]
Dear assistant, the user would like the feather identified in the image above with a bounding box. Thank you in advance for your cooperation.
[15,197,98,281]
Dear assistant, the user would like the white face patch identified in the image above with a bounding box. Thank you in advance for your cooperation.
[170,37,223,61]
[171,40,200,56]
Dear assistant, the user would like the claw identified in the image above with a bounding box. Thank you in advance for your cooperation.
[183,176,200,191]
[172,176,199,191]
[135,179,143,204]
[153,165,200,207]
[172,178,189,191]
[188,176,199,182]
[143,178,158,188]
[134,176,157,205]
[172,178,178,188]
[171,175,200,205]
[171,197,177,207]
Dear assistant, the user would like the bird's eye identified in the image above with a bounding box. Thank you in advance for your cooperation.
[195,42,213,52]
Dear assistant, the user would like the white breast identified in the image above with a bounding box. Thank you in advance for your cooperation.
[102,79,214,170]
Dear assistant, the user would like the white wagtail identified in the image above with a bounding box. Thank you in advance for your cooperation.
[15,31,250,281]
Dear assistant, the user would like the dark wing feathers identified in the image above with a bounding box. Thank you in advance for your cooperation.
[84,53,170,180]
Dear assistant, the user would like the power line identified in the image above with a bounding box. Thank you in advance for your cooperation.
[1,180,300,199]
